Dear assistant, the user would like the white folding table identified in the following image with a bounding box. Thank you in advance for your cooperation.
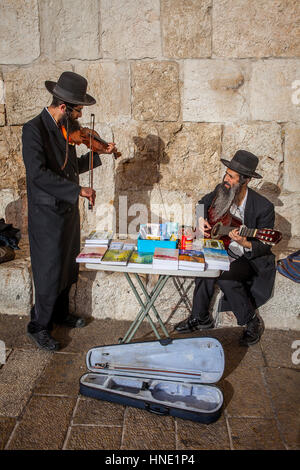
[85,263,220,343]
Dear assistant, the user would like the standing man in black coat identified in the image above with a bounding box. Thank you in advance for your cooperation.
[175,151,276,346]
[22,72,118,351]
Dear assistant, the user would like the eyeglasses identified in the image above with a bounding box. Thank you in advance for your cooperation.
[73,107,83,114]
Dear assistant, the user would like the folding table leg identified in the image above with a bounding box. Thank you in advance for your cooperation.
[134,273,170,338]
[122,272,160,342]
[121,273,170,343]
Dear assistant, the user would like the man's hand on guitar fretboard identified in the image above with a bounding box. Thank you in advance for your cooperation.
[229,228,252,249]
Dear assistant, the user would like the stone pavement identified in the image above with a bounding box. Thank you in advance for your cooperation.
[0,313,299,451]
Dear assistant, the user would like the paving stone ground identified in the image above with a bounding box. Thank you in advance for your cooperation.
[0,314,299,451]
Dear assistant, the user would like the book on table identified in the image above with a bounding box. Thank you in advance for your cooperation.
[202,239,230,271]
[153,247,179,270]
[128,250,154,268]
[76,245,107,263]
[85,230,114,245]
[178,249,205,271]
[101,242,136,266]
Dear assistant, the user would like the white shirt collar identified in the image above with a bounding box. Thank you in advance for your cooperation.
[45,107,59,127]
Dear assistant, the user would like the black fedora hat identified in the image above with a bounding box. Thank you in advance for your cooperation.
[221,150,262,179]
[45,71,96,106]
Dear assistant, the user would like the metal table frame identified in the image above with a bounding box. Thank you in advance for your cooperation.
[85,263,220,343]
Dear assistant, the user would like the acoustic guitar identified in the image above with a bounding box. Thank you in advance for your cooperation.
[208,212,282,249]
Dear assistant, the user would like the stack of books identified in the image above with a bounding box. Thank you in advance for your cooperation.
[101,242,136,266]
[202,239,230,271]
[128,250,154,268]
[76,245,107,263]
[85,230,114,246]
[76,230,114,264]
[153,247,179,270]
[178,249,205,271]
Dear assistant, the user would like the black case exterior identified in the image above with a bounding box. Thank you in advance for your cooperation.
[80,381,223,424]
[79,337,225,424]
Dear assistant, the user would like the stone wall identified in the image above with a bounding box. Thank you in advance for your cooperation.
[0,1,299,327]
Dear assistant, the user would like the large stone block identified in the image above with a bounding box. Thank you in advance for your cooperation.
[183,59,251,122]
[77,123,116,238]
[259,272,300,330]
[40,0,100,60]
[213,0,300,58]
[71,269,140,321]
[74,62,131,124]
[111,121,161,235]
[283,123,300,192]
[101,0,161,59]
[149,186,196,228]
[0,79,4,126]
[72,266,192,325]
[0,106,4,127]
[161,0,212,58]
[0,0,40,65]
[157,122,222,197]
[272,192,300,239]
[250,60,300,122]
[261,189,300,239]
[0,126,25,190]
[4,62,72,125]
[132,61,180,121]
[0,258,32,315]
[222,122,283,190]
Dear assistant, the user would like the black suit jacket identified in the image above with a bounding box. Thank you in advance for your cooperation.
[198,186,276,308]
[22,108,101,298]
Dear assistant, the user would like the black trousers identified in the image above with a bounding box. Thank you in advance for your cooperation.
[28,285,71,333]
[191,256,256,326]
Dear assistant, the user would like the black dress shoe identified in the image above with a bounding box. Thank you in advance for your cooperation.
[175,316,214,333]
[240,315,264,346]
[27,330,60,351]
[59,314,86,328]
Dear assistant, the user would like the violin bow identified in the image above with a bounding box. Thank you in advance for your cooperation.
[61,107,70,171]
[88,113,95,211]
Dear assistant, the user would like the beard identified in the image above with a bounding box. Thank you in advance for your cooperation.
[211,178,243,222]
[59,112,80,133]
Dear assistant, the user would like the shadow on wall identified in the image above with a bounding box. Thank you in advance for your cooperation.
[259,182,292,244]
[113,134,170,237]
[4,178,28,241]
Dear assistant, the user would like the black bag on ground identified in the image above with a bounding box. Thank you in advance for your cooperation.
[0,218,21,250]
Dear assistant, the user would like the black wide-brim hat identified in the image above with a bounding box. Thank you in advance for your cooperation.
[45,71,96,106]
[221,150,262,179]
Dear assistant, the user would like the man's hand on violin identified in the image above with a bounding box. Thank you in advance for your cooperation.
[229,228,252,249]
[80,187,96,206]
[100,142,118,155]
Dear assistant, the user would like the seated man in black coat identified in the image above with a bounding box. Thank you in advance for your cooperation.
[175,150,276,346]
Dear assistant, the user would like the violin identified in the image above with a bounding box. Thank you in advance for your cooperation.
[61,113,121,211]
[62,126,121,160]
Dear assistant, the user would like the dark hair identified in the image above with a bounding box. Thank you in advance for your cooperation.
[50,96,75,110]
[239,174,250,185]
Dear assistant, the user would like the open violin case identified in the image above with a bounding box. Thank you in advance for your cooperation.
[80,337,225,424]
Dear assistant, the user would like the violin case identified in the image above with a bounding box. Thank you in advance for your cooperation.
[79,337,225,424]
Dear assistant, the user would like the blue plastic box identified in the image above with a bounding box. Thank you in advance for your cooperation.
[137,236,177,254]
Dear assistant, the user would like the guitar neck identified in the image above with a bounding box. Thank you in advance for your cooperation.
[220,225,256,237]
